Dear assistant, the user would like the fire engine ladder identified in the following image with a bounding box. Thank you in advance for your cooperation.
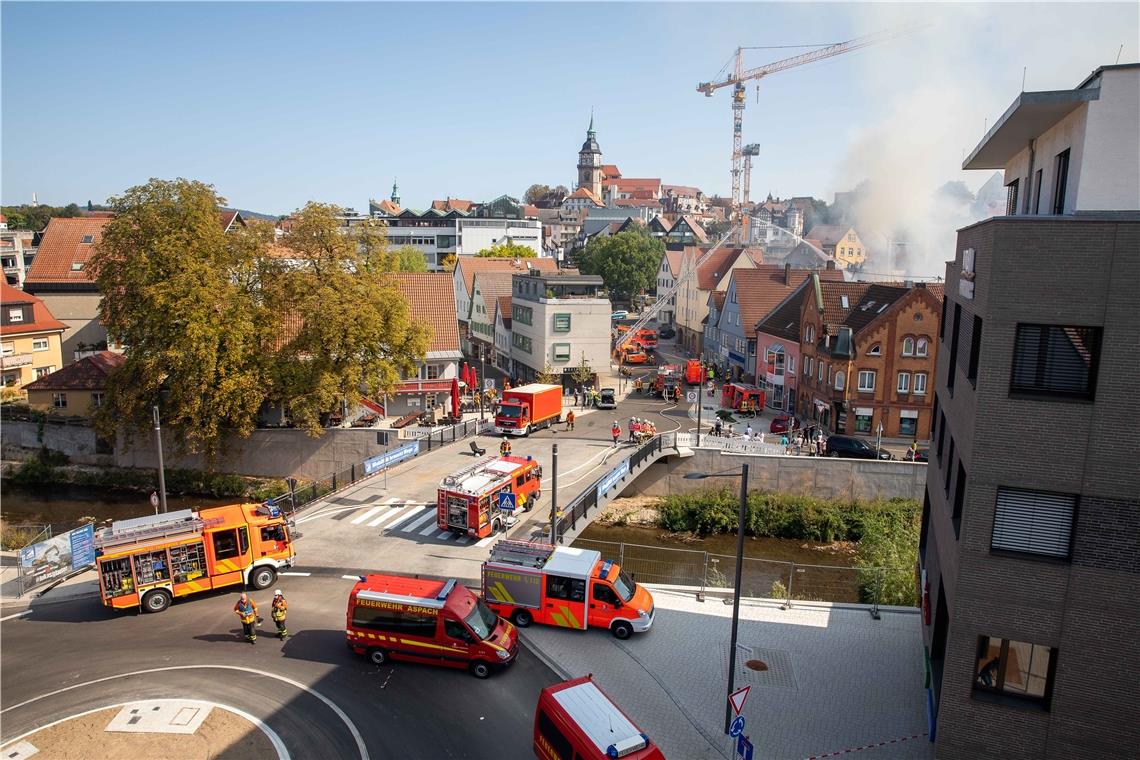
[440,456,498,489]
[487,539,554,569]
[94,511,219,551]
[611,222,742,352]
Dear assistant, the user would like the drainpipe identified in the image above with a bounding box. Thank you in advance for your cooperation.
[1022,139,1036,215]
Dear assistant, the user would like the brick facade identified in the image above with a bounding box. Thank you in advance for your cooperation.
[921,216,1140,759]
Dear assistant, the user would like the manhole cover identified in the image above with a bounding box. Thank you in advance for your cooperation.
[720,644,797,688]
[745,659,768,671]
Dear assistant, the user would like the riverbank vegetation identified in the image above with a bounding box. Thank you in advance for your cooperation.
[607,489,920,605]
[8,450,287,502]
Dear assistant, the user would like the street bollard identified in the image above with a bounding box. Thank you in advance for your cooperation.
[870,568,882,620]
[783,562,795,609]
[699,552,709,602]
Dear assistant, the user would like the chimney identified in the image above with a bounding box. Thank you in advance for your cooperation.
[784,262,791,286]
[904,279,915,288]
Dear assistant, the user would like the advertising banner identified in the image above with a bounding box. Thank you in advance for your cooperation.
[363,441,420,475]
[596,459,630,501]
[18,523,97,593]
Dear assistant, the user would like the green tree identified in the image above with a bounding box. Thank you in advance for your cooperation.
[89,179,275,459]
[523,184,551,205]
[576,227,664,301]
[90,182,432,459]
[570,353,594,386]
[1,203,84,231]
[263,202,432,435]
[704,219,734,240]
[537,362,560,385]
[391,245,428,272]
[476,240,537,258]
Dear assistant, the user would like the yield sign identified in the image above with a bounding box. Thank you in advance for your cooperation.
[729,685,751,715]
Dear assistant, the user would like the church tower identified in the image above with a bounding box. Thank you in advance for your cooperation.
[391,178,400,206]
[576,114,603,200]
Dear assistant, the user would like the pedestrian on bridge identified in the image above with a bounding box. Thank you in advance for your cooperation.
[271,590,289,639]
[611,421,621,447]
[234,593,259,644]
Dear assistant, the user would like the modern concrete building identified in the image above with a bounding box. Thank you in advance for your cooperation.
[509,270,609,387]
[451,257,559,355]
[921,63,1140,759]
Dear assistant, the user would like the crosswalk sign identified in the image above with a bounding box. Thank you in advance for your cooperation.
[498,491,517,513]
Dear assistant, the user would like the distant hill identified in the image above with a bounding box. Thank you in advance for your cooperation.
[224,207,280,221]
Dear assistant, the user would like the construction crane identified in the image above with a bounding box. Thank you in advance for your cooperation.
[698,28,900,213]
[742,144,760,207]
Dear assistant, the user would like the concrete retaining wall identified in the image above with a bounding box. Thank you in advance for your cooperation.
[0,420,112,466]
[628,447,926,502]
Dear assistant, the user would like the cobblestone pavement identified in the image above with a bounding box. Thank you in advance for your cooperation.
[520,587,933,760]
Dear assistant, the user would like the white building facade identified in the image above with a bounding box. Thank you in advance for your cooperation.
[509,271,611,386]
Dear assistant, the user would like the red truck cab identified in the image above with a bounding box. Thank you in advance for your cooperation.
[495,383,563,436]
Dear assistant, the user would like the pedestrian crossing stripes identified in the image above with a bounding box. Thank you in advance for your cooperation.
[332,497,473,544]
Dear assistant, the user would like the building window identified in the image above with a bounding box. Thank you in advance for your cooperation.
[35,366,55,379]
[71,263,84,271]
[902,337,915,356]
[1010,324,1101,400]
[787,355,795,375]
[512,305,533,326]
[991,487,1076,559]
[804,357,812,376]
[899,410,918,437]
[552,343,571,362]
[854,409,872,433]
[967,316,983,387]
[952,461,966,537]
[914,372,927,395]
[817,361,824,382]
[916,337,928,357]
[92,392,106,408]
[947,304,961,392]
[81,234,94,244]
[1005,178,1019,216]
[897,372,910,393]
[857,371,875,392]
[52,392,67,408]
[867,344,881,356]
[1052,149,1070,215]
[834,371,845,390]
[423,364,442,380]
[974,636,1056,708]
[553,313,571,332]
[0,341,13,357]
[7,307,23,323]
[804,324,814,343]
[936,411,946,460]
[511,334,532,353]
[32,337,50,351]
[1,371,18,387]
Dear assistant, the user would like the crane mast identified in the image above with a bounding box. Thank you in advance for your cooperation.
[698,28,900,213]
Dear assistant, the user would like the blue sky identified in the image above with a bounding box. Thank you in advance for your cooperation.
[3,2,1137,214]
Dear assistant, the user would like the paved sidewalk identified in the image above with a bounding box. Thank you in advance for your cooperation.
[521,587,932,760]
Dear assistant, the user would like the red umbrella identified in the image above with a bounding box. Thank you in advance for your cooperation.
[470,368,479,395]
[450,377,461,417]
[461,362,471,389]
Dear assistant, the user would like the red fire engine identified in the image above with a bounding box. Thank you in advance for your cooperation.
[437,456,542,538]
[721,383,765,414]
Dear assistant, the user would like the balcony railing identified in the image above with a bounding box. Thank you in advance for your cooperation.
[0,353,33,369]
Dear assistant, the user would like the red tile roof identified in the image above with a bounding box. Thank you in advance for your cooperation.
[817,281,873,332]
[662,184,700,197]
[471,272,515,309]
[24,217,109,286]
[390,273,460,354]
[664,251,682,277]
[804,224,853,247]
[455,257,558,299]
[219,210,242,232]
[730,266,844,332]
[601,164,622,180]
[692,246,763,290]
[430,199,475,213]
[374,200,401,215]
[0,282,68,336]
[605,178,661,192]
[23,351,124,391]
[566,187,604,205]
[676,215,709,243]
[496,296,512,328]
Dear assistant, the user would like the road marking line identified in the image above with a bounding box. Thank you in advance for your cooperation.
[341,575,361,581]
[350,507,383,525]
[432,529,454,540]
[280,572,311,577]
[474,535,497,548]
[0,668,363,760]
[401,511,438,533]
[374,505,425,530]
[367,505,411,529]
[419,521,443,537]
[0,610,32,622]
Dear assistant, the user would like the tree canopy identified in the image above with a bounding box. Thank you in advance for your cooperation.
[523,184,551,205]
[575,226,664,301]
[390,244,429,272]
[89,179,431,461]
[476,240,537,258]
[1,203,83,231]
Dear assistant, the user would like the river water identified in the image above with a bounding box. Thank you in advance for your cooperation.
[1,482,235,532]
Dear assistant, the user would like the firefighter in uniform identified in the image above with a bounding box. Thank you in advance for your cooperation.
[271,590,288,639]
[234,592,259,644]
[500,439,512,457]
[566,409,575,431]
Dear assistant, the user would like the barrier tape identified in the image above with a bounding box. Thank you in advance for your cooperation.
[805,732,928,759]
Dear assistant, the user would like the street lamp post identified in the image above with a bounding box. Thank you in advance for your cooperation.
[685,463,749,734]
[550,433,559,544]
[479,346,487,421]
[152,405,168,514]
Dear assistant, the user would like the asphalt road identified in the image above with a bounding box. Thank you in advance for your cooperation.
[0,574,560,759]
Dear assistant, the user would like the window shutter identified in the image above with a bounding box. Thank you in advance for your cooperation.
[991,488,1075,558]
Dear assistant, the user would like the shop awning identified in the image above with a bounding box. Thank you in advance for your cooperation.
[392,380,452,395]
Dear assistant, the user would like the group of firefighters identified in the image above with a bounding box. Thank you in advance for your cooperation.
[233,589,289,644]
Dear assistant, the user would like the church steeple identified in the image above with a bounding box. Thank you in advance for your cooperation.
[577,112,603,200]
[391,178,400,206]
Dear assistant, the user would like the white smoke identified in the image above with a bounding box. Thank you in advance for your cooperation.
[831,4,1138,279]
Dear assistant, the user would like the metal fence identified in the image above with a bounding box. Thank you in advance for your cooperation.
[398,418,494,443]
[676,432,785,456]
[555,433,673,539]
[571,537,917,610]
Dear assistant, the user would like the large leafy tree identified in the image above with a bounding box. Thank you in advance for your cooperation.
[90,179,274,458]
[391,244,429,272]
[263,202,431,434]
[575,226,664,301]
[476,241,536,258]
[523,184,551,205]
[90,181,432,459]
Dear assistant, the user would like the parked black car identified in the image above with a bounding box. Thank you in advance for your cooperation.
[826,435,894,460]
[658,325,676,340]
[594,388,617,409]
